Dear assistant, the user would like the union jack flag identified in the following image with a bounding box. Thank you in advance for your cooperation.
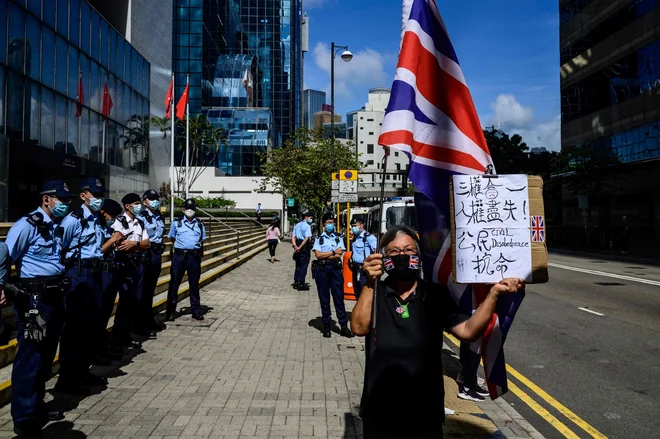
[409,254,420,269]
[383,257,395,271]
[378,0,525,399]
[531,216,545,242]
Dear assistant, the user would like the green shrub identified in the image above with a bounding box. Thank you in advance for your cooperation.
[173,196,236,209]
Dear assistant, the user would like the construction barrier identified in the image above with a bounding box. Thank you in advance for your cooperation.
[343,251,356,301]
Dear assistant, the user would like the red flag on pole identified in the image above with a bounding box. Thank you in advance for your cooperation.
[165,79,174,119]
[75,73,84,117]
[102,81,113,117]
[175,84,189,121]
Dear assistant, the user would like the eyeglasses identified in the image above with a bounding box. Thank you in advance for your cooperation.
[384,247,417,257]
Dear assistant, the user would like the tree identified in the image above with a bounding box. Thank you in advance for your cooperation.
[259,128,362,219]
[484,126,530,174]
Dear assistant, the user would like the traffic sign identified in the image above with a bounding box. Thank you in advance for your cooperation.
[339,180,358,193]
[331,180,339,190]
[287,198,295,207]
[338,193,358,203]
[339,170,358,181]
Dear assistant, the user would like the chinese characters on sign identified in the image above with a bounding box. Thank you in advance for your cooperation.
[453,174,533,283]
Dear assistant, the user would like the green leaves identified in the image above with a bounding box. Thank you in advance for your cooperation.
[259,128,362,218]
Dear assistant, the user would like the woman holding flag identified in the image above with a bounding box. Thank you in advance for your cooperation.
[350,226,523,438]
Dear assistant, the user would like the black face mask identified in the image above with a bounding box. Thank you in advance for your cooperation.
[383,254,420,281]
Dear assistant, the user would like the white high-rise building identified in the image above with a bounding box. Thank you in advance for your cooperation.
[350,88,409,192]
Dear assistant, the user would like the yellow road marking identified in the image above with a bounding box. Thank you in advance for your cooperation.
[445,334,608,439]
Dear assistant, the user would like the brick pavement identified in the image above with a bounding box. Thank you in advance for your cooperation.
[0,245,544,438]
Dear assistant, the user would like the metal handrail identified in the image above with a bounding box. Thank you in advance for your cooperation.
[172,196,241,258]
[237,210,267,228]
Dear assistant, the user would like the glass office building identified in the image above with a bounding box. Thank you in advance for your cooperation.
[173,0,303,175]
[303,89,325,130]
[0,0,151,220]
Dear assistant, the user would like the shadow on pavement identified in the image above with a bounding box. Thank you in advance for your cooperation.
[342,411,361,439]
[308,313,353,335]
[42,420,87,438]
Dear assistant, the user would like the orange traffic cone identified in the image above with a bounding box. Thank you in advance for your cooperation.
[343,252,356,301]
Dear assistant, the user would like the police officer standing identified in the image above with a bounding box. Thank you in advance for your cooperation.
[349,215,377,299]
[57,177,108,394]
[138,190,166,333]
[166,199,206,321]
[0,242,8,342]
[5,180,72,437]
[312,213,354,338]
[111,193,151,347]
[291,211,313,291]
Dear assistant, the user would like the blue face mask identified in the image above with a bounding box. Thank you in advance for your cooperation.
[132,204,143,216]
[148,200,160,210]
[87,196,104,212]
[325,224,335,233]
[51,200,69,218]
[306,218,313,224]
[351,226,361,235]
[106,218,116,229]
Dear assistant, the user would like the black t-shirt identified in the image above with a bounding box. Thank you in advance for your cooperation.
[359,279,469,436]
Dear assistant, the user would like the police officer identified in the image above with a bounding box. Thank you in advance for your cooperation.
[57,177,107,394]
[312,213,354,338]
[5,180,72,437]
[93,199,125,364]
[138,189,166,333]
[166,198,206,321]
[349,215,377,299]
[111,193,151,347]
[291,211,313,291]
[0,242,8,343]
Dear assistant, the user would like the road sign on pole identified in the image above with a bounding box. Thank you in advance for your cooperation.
[338,170,359,202]
[338,193,358,202]
[287,198,295,207]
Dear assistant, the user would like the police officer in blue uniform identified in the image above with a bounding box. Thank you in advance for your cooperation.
[5,180,73,438]
[291,211,313,291]
[138,189,166,332]
[166,199,206,321]
[0,242,8,343]
[349,215,377,299]
[57,177,108,394]
[312,213,354,338]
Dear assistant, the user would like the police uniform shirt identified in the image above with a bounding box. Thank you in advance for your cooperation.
[351,231,377,264]
[293,221,312,241]
[60,204,104,260]
[168,217,207,250]
[140,209,165,244]
[5,207,63,278]
[111,212,149,243]
[312,232,346,254]
[0,242,9,285]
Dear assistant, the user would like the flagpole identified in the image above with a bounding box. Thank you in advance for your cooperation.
[101,75,107,164]
[78,70,82,155]
[170,73,175,223]
[185,73,190,200]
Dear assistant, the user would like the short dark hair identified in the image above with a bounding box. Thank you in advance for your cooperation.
[380,226,420,256]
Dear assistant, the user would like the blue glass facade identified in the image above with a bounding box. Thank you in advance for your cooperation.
[303,89,325,130]
[0,0,150,173]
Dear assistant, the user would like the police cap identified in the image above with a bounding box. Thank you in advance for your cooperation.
[40,180,75,198]
[121,193,141,206]
[143,189,159,200]
[80,177,105,195]
[102,199,123,216]
[303,211,313,218]
[183,198,197,210]
[321,212,335,224]
[350,215,366,225]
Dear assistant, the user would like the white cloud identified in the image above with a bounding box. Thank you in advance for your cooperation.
[489,93,534,129]
[512,115,561,151]
[312,42,390,98]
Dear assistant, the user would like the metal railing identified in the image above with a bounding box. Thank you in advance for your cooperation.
[173,196,241,259]
[237,210,266,228]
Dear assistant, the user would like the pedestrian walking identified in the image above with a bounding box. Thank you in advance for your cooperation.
[348,215,377,299]
[57,177,108,395]
[350,226,524,438]
[4,180,73,437]
[166,198,206,321]
[311,213,353,338]
[266,220,281,263]
[256,202,262,222]
[291,211,313,291]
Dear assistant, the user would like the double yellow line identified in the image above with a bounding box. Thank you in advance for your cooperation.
[445,334,608,439]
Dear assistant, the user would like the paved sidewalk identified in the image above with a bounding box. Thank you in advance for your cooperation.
[0,246,544,438]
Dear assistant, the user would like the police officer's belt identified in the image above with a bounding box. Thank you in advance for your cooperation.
[315,259,342,268]
[295,238,308,248]
[350,261,364,271]
[79,258,104,272]
[174,248,201,257]
[151,243,166,255]
[10,275,70,295]
[117,252,148,264]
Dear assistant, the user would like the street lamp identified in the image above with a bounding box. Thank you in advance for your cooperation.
[330,42,353,169]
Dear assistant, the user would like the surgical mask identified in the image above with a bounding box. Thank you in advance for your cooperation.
[86,195,104,212]
[106,218,116,229]
[184,209,196,218]
[306,218,313,224]
[51,200,69,218]
[148,200,160,210]
[383,254,420,281]
[351,226,361,235]
[325,224,335,233]
[132,204,143,215]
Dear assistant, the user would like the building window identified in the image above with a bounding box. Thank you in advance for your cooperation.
[386,175,390,180]
[360,126,363,130]
[367,118,374,121]
[367,144,374,154]
[396,163,401,170]
[367,160,374,165]
[395,151,399,157]
[360,141,364,144]
[369,132,374,135]
[377,162,380,169]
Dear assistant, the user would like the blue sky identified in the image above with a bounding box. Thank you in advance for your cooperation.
[302,0,561,150]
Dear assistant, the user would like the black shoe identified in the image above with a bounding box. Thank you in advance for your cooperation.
[292,282,301,290]
[148,322,165,331]
[134,329,157,338]
[323,325,331,338]
[120,336,142,348]
[192,314,204,321]
[54,380,92,396]
[457,385,486,402]
[340,325,354,338]
[298,284,310,291]
[166,312,177,322]
[81,372,108,386]
[47,410,65,422]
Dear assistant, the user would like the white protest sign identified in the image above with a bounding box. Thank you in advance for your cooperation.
[452,174,532,283]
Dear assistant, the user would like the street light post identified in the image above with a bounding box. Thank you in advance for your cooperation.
[330,42,353,169]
